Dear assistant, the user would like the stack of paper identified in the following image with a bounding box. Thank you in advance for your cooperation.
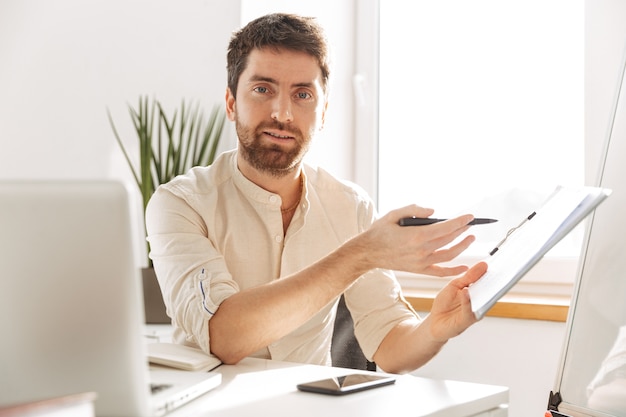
[147,343,222,372]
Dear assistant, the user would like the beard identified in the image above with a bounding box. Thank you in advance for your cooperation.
[236,118,311,178]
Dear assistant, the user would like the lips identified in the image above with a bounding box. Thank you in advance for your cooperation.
[262,129,297,143]
[257,120,300,142]
[264,130,294,139]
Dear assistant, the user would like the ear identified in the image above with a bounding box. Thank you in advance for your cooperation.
[225,87,236,121]
[319,99,329,130]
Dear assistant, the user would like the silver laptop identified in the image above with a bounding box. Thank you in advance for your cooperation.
[0,180,221,416]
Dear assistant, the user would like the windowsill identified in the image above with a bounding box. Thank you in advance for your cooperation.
[404,290,570,322]
[396,266,574,322]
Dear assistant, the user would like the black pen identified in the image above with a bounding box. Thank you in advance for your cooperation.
[399,217,498,226]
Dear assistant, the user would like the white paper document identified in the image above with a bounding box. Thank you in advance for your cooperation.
[468,186,612,319]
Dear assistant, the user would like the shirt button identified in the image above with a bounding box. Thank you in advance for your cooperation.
[275,235,283,243]
[269,195,278,204]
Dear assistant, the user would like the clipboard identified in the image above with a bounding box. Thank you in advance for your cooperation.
[468,185,611,319]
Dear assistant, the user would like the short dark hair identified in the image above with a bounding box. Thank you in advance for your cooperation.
[227,13,330,98]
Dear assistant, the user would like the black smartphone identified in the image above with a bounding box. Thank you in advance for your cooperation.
[296,374,396,395]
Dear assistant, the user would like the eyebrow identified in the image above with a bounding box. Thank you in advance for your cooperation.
[249,75,276,84]
[249,75,316,89]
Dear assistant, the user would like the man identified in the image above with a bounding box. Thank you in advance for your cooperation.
[146,13,487,374]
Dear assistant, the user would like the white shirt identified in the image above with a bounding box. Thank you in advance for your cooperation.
[146,149,418,365]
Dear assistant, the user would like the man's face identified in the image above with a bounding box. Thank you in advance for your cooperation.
[226,48,327,178]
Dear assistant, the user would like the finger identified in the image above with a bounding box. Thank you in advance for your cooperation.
[406,234,475,277]
[426,235,475,265]
[418,214,476,237]
[423,263,470,277]
[421,226,472,252]
[390,204,435,222]
[451,262,488,288]
[402,215,475,250]
[460,288,479,324]
[442,214,477,230]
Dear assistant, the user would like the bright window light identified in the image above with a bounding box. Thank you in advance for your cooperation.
[379,0,584,280]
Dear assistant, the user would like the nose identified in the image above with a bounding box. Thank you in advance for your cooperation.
[271,94,293,123]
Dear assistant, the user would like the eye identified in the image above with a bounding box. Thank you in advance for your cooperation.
[253,86,269,94]
[295,91,312,100]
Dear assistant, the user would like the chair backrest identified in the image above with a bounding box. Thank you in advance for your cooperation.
[330,295,376,371]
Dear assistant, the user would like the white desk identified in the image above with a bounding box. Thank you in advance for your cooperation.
[167,357,508,417]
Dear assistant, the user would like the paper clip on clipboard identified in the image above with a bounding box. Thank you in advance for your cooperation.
[489,211,536,256]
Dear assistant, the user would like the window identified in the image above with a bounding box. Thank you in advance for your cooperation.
[375,0,585,296]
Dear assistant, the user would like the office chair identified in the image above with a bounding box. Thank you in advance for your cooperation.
[330,294,377,371]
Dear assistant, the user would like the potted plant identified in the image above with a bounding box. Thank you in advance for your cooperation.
[108,96,226,322]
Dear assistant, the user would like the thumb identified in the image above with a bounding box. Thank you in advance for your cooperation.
[452,262,488,289]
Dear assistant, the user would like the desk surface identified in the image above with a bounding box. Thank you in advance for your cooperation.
[167,357,508,417]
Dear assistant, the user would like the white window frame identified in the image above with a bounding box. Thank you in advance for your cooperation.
[354,0,587,300]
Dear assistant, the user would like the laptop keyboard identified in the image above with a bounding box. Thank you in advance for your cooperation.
[151,383,173,394]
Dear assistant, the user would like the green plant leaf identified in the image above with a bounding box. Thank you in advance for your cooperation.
[108,96,226,266]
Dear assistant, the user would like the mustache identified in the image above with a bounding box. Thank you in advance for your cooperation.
[256,120,301,138]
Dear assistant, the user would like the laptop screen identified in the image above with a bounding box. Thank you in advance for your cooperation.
[0,180,151,416]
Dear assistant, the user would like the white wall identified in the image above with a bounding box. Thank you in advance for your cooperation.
[0,0,241,182]
[412,314,566,417]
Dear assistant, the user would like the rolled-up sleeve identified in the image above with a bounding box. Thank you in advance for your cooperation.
[146,186,239,354]
[346,268,419,361]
